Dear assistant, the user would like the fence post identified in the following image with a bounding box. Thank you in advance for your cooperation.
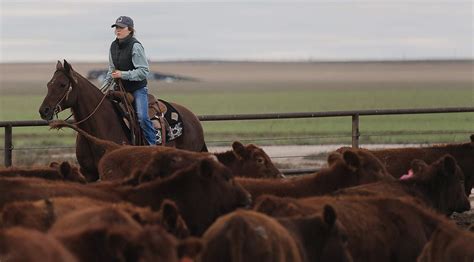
[4,125,13,167]
[352,114,360,148]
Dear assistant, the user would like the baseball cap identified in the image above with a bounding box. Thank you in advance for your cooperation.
[111,16,134,28]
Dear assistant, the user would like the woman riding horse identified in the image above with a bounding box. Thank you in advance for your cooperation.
[103,15,157,146]
[39,60,207,181]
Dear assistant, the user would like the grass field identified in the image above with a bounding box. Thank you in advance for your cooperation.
[1,60,473,165]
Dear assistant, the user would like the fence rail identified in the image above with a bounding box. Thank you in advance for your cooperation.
[2,107,474,174]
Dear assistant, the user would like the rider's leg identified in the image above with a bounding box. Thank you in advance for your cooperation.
[132,87,157,145]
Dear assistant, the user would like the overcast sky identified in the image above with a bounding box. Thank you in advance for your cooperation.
[0,0,472,62]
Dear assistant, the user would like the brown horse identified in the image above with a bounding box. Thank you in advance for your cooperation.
[39,60,207,181]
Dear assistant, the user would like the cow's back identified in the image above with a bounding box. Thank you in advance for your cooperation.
[369,138,474,195]
[201,209,303,262]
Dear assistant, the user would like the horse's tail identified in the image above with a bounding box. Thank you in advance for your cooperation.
[201,142,209,152]
[49,120,121,152]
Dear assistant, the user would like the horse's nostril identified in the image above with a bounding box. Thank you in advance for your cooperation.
[39,106,52,120]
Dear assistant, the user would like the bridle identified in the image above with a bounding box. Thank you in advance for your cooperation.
[53,84,72,116]
[51,69,108,125]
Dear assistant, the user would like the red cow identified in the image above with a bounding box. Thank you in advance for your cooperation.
[0,227,78,262]
[333,154,470,215]
[201,209,303,262]
[201,207,352,262]
[50,120,282,181]
[254,194,452,262]
[360,134,474,196]
[417,222,474,262]
[236,148,394,200]
[0,161,86,183]
[214,141,283,178]
[0,158,251,236]
[2,197,189,238]
[52,223,202,262]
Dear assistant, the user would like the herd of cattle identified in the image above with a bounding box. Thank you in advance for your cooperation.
[0,121,473,261]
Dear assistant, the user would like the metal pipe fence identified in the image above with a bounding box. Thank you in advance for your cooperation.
[2,107,474,174]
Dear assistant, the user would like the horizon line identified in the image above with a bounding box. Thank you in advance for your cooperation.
[1,58,473,64]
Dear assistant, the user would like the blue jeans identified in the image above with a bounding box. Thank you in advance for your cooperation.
[133,87,157,145]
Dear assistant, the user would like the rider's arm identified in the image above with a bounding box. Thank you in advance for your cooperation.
[101,51,115,88]
[120,43,150,81]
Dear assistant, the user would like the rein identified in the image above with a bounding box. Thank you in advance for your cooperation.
[116,79,143,145]
[53,86,72,117]
[54,69,109,125]
[73,90,108,125]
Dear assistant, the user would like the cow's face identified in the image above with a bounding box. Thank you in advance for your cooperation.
[232,141,284,178]
[170,157,252,236]
[328,148,394,186]
[53,161,86,183]
[411,155,470,215]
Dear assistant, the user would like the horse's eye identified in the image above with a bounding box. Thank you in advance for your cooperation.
[341,234,349,245]
[60,83,67,88]
[256,157,265,164]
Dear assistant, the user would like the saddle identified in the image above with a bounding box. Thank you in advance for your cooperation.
[107,91,183,145]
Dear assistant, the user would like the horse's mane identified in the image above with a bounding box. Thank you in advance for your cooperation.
[70,69,105,95]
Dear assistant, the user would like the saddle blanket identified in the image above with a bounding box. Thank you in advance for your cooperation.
[151,99,184,141]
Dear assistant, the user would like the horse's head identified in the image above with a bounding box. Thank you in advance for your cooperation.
[39,60,79,120]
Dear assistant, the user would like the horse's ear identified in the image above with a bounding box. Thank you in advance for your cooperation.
[56,60,63,70]
[63,59,72,73]
[63,60,78,84]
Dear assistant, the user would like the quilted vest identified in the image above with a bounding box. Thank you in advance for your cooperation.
[110,36,147,93]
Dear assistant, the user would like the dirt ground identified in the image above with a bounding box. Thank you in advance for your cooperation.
[1,60,472,94]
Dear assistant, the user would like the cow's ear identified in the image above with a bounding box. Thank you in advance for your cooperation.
[254,195,278,212]
[468,224,474,232]
[343,150,360,172]
[138,172,154,184]
[48,161,60,168]
[71,166,87,183]
[323,205,337,227]
[199,158,214,178]
[470,134,474,144]
[327,152,342,166]
[161,200,179,229]
[232,141,248,160]
[105,230,129,255]
[56,60,63,70]
[59,161,72,177]
[411,159,428,174]
[177,237,204,260]
[441,155,456,177]
[125,170,143,186]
